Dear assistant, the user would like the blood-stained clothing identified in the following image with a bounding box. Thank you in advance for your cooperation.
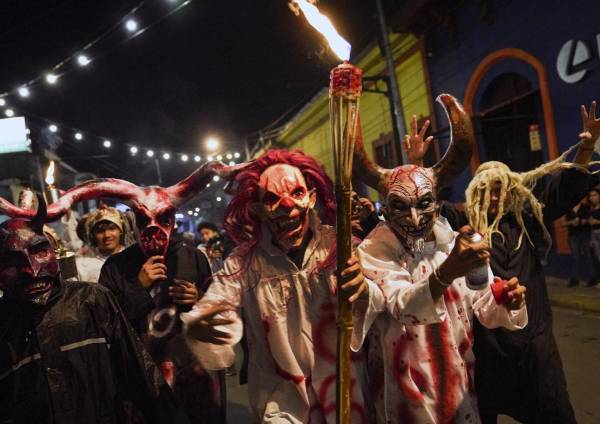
[357,217,527,424]
[182,213,380,423]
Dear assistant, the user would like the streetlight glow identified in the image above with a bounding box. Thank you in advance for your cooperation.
[205,136,220,152]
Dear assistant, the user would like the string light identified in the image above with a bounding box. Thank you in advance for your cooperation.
[45,73,58,84]
[206,155,213,161]
[194,207,200,212]
[213,175,220,182]
[216,154,223,161]
[147,150,154,157]
[130,146,139,155]
[187,210,193,215]
[228,161,235,166]
[226,153,233,160]
[77,54,91,67]
[125,19,138,32]
[49,124,58,133]
[103,140,112,148]
[0,98,5,107]
[216,196,222,202]
[193,212,199,217]
[18,87,30,98]
[74,132,83,140]
[5,109,14,117]
[162,152,170,160]
[193,155,201,162]
[234,152,241,158]
[181,154,189,162]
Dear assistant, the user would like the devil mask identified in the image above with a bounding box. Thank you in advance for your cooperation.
[353,94,474,252]
[0,199,59,305]
[256,163,317,253]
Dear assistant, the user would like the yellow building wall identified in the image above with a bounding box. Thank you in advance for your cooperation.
[278,34,432,195]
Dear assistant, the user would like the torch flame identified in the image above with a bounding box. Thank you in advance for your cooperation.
[291,0,351,61]
[45,161,55,186]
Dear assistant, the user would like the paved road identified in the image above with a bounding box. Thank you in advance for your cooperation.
[226,307,600,423]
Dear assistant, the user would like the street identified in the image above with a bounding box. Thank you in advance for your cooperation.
[226,307,600,423]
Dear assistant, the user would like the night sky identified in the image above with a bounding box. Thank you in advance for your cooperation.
[1,0,392,186]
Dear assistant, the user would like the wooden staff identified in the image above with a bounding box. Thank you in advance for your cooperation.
[329,61,362,424]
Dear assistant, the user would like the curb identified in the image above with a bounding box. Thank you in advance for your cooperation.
[549,293,600,315]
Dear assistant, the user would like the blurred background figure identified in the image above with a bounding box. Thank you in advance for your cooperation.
[350,192,380,240]
[587,188,600,288]
[564,200,593,287]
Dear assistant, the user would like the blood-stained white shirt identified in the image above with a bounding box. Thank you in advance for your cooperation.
[357,217,527,424]
[182,212,380,423]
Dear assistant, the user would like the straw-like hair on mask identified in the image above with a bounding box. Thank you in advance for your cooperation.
[465,142,594,255]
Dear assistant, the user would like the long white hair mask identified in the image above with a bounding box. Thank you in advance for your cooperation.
[465,143,594,255]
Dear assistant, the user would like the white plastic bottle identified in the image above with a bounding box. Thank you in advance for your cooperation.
[464,232,489,290]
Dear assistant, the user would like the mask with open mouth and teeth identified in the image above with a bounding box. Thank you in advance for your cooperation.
[352,94,475,253]
[0,200,59,305]
[257,163,317,253]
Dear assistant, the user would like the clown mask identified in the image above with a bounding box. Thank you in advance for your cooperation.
[0,219,59,305]
[382,166,439,252]
[256,164,316,253]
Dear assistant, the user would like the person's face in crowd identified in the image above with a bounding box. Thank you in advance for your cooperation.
[93,221,122,255]
[199,228,218,244]
[256,164,316,253]
[486,181,511,218]
[0,219,59,305]
[589,190,600,206]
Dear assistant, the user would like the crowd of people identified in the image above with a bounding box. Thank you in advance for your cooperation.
[0,97,598,424]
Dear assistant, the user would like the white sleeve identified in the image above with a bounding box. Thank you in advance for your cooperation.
[357,243,446,326]
[181,254,245,370]
[351,277,385,351]
[470,267,528,330]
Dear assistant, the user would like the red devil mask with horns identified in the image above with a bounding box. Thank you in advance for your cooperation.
[0,198,59,305]
[0,162,243,258]
[354,94,474,252]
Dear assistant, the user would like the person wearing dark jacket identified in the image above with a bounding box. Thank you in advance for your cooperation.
[461,102,600,423]
[99,235,218,423]
[0,205,188,424]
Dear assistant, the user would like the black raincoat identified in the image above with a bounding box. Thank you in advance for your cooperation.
[99,239,219,423]
[0,280,188,424]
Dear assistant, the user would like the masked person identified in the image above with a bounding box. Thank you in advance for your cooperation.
[182,149,381,423]
[75,206,125,282]
[354,95,528,424]
[460,101,600,424]
[0,197,188,424]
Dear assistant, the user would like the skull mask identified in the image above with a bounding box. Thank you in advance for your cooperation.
[382,166,438,252]
[353,94,474,253]
[256,164,316,253]
[0,201,59,305]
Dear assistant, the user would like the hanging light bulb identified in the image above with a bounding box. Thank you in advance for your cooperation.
[194,155,201,162]
[216,154,223,161]
[163,152,171,160]
[216,196,222,202]
[181,154,189,162]
[77,54,91,66]
[4,109,14,117]
[147,150,154,157]
[234,152,241,159]
[18,87,30,98]
[213,175,220,182]
[195,207,200,212]
[187,210,193,215]
[103,140,112,148]
[45,73,58,84]
[74,132,83,141]
[130,146,138,155]
[226,153,233,160]
[49,124,58,133]
[125,19,138,32]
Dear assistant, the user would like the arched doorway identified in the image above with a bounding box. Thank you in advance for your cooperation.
[477,72,544,172]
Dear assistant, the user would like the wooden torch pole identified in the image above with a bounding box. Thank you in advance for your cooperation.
[329,61,362,424]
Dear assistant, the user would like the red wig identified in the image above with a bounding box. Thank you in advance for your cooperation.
[224,149,335,252]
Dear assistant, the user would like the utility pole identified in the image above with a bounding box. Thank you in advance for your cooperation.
[375,0,409,165]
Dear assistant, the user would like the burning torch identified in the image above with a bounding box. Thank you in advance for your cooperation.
[44,161,61,204]
[291,1,359,422]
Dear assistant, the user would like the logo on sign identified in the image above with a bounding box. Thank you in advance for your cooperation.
[556,34,600,84]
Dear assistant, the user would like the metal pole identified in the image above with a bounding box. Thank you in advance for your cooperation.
[375,0,409,165]
[154,158,163,185]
